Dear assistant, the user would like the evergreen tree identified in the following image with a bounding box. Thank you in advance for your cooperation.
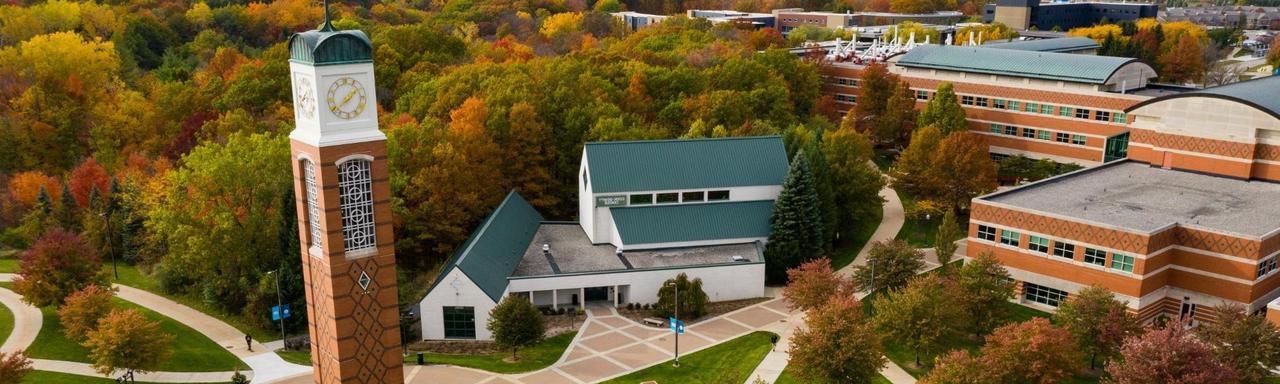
[765,152,826,284]
[58,183,78,230]
[276,184,306,334]
[918,82,967,135]
[934,209,962,270]
[804,138,838,252]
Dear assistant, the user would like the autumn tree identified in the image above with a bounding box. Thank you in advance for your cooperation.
[918,83,966,135]
[890,125,943,197]
[1105,324,1239,384]
[789,294,886,383]
[922,350,991,384]
[874,81,918,148]
[655,273,708,319]
[764,152,825,283]
[975,318,1081,383]
[853,239,925,292]
[954,252,1015,337]
[1196,303,1280,384]
[13,229,107,307]
[874,274,964,366]
[821,128,885,239]
[503,102,560,213]
[1268,35,1280,72]
[83,309,175,376]
[1160,34,1205,84]
[0,351,33,384]
[933,209,962,270]
[487,295,546,361]
[783,258,852,312]
[930,132,997,210]
[853,63,897,133]
[57,285,115,342]
[1053,285,1141,369]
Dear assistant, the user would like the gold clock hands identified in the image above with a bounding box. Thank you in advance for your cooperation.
[339,87,359,108]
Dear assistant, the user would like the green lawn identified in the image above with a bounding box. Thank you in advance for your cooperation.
[405,331,576,373]
[894,192,943,248]
[107,264,279,342]
[0,258,17,274]
[25,297,247,372]
[775,364,892,384]
[276,349,312,365]
[601,331,776,384]
[22,370,231,384]
[830,203,884,271]
[0,293,13,345]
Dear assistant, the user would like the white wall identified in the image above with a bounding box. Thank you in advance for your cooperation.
[615,236,769,251]
[1130,97,1277,144]
[578,154,597,243]
[419,268,499,340]
[508,263,766,305]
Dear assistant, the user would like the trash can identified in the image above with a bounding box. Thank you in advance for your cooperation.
[417,352,425,365]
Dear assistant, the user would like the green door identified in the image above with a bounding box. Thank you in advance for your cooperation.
[1104,132,1129,163]
[443,306,476,339]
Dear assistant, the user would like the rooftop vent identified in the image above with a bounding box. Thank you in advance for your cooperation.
[731,255,747,262]
[542,244,551,256]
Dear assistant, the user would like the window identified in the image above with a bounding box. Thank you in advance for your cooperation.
[1084,248,1106,266]
[1024,283,1069,307]
[656,192,679,203]
[835,94,856,104]
[1053,242,1076,259]
[976,97,989,107]
[1059,106,1074,117]
[1095,111,1111,121]
[443,307,476,339]
[1004,125,1018,136]
[1007,101,1020,111]
[1109,253,1135,273]
[977,225,997,241]
[301,160,323,248]
[1028,236,1049,253]
[990,124,1003,134]
[993,99,1006,109]
[1039,130,1052,140]
[915,90,929,100]
[1112,112,1127,123]
[1025,102,1039,113]
[1056,132,1070,143]
[682,191,705,202]
[582,169,589,186]
[1072,135,1087,145]
[1258,257,1278,280]
[1022,128,1038,139]
[338,159,376,253]
[708,190,730,201]
[1040,104,1054,115]
[1179,299,1197,324]
[961,95,975,105]
[1000,229,1020,247]
[629,194,653,204]
[990,153,1009,162]
[1075,108,1091,119]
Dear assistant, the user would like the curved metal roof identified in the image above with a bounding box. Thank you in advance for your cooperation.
[1125,76,1280,120]
[983,37,1101,53]
[896,45,1143,85]
[288,27,373,66]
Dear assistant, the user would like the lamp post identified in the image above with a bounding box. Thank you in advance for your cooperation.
[98,212,118,280]
[673,280,680,368]
[267,270,285,343]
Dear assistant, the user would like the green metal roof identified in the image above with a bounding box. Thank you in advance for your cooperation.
[584,136,789,194]
[896,45,1139,84]
[425,191,544,302]
[1126,76,1280,120]
[288,27,373,66]
[983,37,1100,53]
[610,200,775,245]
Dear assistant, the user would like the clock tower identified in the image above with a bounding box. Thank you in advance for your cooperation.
[286,10,403,384]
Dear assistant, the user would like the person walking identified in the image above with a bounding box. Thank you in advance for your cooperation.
[246,333,253,352]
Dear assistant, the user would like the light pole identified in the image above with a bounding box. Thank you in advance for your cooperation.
[98,212,117,280]
[673,280,680,368]
[267,270,285,343]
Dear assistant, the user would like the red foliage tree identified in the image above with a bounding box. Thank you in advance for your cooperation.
[1104,324,1239,384]
[789,294,885,383]
[783,258,853,312]
[68,157,111,209]
[12,229,107,307]
[979,318,1081,383]
[0,350,33,384]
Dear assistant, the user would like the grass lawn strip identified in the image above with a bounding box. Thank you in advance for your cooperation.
[830,203,884,271]
[21,370,231,384]
[893,191,941,248]
[25,297,246,372]
[775,365,893,384]
[0,294,12,346]
[275,349,312,366]
[405,331,577,374]
[109,264,279,342]
[600,331,776,384]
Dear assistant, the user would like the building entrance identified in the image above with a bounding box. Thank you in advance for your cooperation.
[584,286,610,302]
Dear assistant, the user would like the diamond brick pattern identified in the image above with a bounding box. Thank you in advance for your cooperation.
[1257,144,1280,161]
[342,256,397,384]
[1175,227,1262,259]
[972,203,1152,254]
[308,259,343,384]
[1131,128,1255,159]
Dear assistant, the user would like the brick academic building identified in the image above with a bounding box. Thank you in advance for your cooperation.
[822,42,1155,167]
[965,76,1280,325]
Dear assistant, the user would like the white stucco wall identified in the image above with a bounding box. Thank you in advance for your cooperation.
[578,155,597,243]
[419,268,500,340]
[1130,97,1277,144]
[508,262,766,305]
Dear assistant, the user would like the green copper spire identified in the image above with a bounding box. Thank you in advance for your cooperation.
[320,0,334,32]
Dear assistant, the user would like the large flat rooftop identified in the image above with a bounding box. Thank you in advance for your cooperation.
[512,224,761,278]
[981,161,1280,238]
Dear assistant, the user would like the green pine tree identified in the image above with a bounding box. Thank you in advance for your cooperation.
[765,151,826,284]
[918,82,967,135]
[58,183,79,230]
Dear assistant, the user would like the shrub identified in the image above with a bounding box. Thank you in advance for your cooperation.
[487,295,546,361]
[654,273,708,319]
[57,285,115,342]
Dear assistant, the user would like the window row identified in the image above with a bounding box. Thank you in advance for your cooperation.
[629,190,729,205]
[1024,282,1069,307]
[835,93,857,104]
[833,77,858,87]
[989,124,1088,146]
[959,94,1127,124]
[979,225,1136,274]
[1258,257,1278,280]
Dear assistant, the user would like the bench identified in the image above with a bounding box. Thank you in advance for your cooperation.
[642,317,665,327]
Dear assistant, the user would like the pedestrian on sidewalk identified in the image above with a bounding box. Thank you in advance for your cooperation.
[246,333,253,352]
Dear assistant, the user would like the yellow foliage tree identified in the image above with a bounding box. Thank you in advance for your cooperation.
[955,22,1019,44]
[540,12,583,39]
[883,21,940,43]
[1067,24,1125,43]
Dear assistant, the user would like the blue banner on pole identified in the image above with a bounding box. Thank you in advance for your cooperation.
[272,304,292,321]
[668,317,684,334]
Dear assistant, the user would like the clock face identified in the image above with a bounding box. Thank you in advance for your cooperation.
[293,75,316,119]
[326,77,367,120]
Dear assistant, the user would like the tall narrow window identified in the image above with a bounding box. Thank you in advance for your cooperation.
[303,160,323,248]
[338,158,377,253]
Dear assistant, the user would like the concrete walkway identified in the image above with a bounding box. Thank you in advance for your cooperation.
[0,285,40,354]
[839,183,906,276]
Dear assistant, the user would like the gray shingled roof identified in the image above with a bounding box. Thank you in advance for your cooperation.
[983,37,1101,53]
[584,136,790,194]
[610,200,775,245]
[896,45,1140,84]
[1126,76,1280,119]
[425,191,544,302]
